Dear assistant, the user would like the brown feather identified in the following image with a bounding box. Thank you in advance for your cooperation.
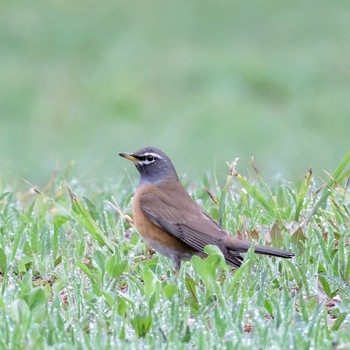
[137,180,294,268]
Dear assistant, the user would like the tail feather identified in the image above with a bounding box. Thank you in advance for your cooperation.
[253,243,294,258]
[224,236,294,259]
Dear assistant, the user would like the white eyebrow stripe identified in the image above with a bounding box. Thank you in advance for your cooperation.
[143,152,162,159]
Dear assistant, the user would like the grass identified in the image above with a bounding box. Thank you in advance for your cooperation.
[1,2,349,348]
[0,152,349,349]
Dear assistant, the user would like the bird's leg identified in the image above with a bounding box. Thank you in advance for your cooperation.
[146,244,155,257]
[173,257,182,277]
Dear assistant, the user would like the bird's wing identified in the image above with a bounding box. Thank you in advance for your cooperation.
[139,190,228,253]
[138,184,293,267]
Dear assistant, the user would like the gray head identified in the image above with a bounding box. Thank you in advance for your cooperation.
[119,147,179,184]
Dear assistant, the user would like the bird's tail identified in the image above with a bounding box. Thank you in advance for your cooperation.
[253,243,294,258]
[224,237,294,259]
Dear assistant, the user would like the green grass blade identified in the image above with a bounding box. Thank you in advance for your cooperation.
[307,151,350,221]
[295,169,312,222]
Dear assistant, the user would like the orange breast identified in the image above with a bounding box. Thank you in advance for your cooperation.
[132,185,195,260]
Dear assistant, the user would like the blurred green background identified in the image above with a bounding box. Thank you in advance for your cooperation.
[1,1,349,185]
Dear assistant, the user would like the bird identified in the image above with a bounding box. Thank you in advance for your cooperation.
[119,147,294,275]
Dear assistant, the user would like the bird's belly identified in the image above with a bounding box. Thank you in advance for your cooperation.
[133,200,195,261]
[142,236,192,261]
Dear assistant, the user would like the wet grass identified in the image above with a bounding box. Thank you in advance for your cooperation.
[0,152,349,349]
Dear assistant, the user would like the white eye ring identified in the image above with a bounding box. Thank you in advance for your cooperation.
[137,153,160,165]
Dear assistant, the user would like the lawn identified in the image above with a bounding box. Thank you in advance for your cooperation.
[1,1,350,348]
[0,152,349,349]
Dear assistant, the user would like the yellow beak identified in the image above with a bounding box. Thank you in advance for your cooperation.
[119,152,138,163]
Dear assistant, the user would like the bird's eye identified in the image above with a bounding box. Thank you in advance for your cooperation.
[146,155,155,162]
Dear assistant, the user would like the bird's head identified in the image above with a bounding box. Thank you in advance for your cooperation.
[119,147,178,184]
